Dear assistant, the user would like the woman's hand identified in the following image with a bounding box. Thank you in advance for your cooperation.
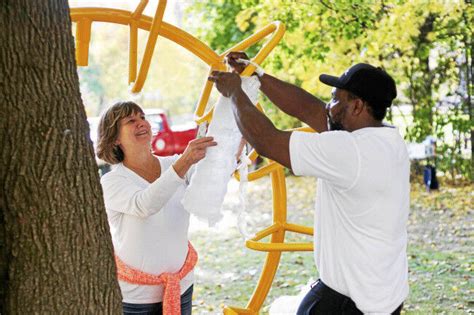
[173,136,217,178]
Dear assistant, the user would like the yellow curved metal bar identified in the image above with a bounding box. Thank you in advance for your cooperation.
[247,162,282,182]
[194,65,227,125]
[222,22,285,77]
[245,223,313,252]
[71,8,221,68]
[254,102,265,113]
[234,161,281,182]
[231,166,287,314]
[227,124,316,313]
[247,241,313,252]
[130,0,167,93]
[129,22,138,84]
[193,22,285,125]
[223,307,255,315]
[284,222,314,235]
[71,6,281,122]
[247,223,313,242]
[75,18,92,66]
[224,166,289,314]
[129,1,147,84]
[289,126,315,132]
[251,223,280,240]
[131,0,148,19]
[194,106,213,125]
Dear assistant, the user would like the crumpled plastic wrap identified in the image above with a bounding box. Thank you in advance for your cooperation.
[182,76,261,226]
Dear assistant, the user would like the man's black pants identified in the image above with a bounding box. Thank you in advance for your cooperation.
[296,280,403,315]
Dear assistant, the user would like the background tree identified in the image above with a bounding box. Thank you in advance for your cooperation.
[186,0,473,181]
[1,0,122,313]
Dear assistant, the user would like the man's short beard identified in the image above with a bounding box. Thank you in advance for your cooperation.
[327,114,345,131]
[327,102,349,131]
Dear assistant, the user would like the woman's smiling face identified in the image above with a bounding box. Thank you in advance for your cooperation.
[115,111,152,150]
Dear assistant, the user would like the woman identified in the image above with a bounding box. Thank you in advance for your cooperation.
[97,101,216,315]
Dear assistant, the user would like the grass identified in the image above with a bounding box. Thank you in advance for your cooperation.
[189,176,473,314]
[406,246,472,313]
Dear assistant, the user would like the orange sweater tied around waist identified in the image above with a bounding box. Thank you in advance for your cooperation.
[115,243,198,315]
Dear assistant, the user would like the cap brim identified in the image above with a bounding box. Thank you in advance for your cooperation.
[319,74,343,88]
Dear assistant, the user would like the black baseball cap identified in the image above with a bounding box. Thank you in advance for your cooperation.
[319,63,397,108]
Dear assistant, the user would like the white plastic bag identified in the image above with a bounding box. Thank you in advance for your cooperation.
[182,76,260,225]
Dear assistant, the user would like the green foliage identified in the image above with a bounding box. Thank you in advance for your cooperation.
[186,0,259,54]
[186,0,473,181]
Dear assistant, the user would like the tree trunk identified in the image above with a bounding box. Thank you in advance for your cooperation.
[1,1,122,313]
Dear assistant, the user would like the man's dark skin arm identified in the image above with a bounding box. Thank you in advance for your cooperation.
[209,72,292,169]
[226,52,328,133]
[259,73,328,132]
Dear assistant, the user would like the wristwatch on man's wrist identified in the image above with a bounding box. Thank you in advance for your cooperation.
[236,58,265,77]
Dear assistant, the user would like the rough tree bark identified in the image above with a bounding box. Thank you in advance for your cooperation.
[1,0,122,313]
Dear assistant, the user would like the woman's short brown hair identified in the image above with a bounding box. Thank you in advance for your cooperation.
[96,101,144,164]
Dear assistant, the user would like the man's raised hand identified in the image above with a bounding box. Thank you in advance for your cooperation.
[208,71,243,98]
[225,51,250,74]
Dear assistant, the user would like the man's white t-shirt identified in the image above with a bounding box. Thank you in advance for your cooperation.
[290,127,409,314]
[101,155,193,304]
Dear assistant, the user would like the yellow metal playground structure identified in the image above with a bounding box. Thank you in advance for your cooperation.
[71,1,314,313]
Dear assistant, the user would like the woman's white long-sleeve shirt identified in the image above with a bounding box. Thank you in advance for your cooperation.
[101,155,193,304]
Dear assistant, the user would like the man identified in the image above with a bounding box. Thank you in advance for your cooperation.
[209,52,409,314]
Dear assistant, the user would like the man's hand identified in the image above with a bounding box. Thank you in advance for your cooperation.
[225,51,249,74]
[208,71,243,98]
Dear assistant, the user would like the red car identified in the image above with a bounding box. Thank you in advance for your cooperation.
[145,109,198,156]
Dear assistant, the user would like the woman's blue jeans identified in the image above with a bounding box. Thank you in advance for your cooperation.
[123,285,193,315]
